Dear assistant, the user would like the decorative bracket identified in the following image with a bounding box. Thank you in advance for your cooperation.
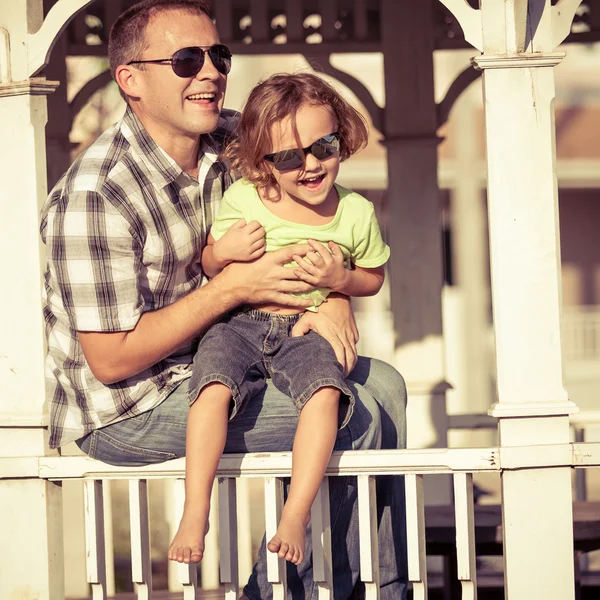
[437,65,481,128]
[438,0,483,51]
[306,54,384,133]
[0,28,10,83]
[69,69,112,120]
[552,0,584,48]
[27,0,96,78]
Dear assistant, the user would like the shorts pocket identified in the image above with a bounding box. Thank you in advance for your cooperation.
[87,429,179,467]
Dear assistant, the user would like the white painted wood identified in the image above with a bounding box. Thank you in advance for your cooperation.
[63,481,89,598]
[405,474,428,600]
[102,480,116,598]
[38,447,502,480]
[552,0,584,48]
[165,479,183,592]
[27,0,95,77]
[474,2,581,596]
[438,0,483,50]
[453,473,477,600]
[0,27,10,82]
[358,475,380,600]
[84,480,107,600]
[0,479,65,599]
[379,0,452,509]
[173,478,198,600]
[235,477,254,585]
[264,477,287,600]
[218,478,239,600]
[129,479,153,600]
[202,483,220,589]
[311,478,333,599]
[38,447,503,480]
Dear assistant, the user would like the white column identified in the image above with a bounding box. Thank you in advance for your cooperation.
[381,0,451,502]
[444,80,494,447]
[474,0,578,597]
[0,2,62,598]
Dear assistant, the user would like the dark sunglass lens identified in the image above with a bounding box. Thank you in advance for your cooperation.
[209,45,232,75]
[172,47,204,77]
[312,137,340,160]
[274,149,304,171]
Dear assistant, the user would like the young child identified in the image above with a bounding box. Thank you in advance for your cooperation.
[168,72,390,566]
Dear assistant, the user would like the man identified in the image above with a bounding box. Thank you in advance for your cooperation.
[40,0,407,598]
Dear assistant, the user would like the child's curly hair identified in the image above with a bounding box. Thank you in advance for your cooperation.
[223,72,369,187]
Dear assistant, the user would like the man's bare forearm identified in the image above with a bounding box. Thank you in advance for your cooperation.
[79,274,241,384]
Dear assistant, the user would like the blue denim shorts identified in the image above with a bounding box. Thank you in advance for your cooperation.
[188,309,354,428]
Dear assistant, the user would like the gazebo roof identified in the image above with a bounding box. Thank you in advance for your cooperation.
[53,0,600,59]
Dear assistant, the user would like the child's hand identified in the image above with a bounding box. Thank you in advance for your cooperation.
[292,240,348,290]
[213,219,266,264]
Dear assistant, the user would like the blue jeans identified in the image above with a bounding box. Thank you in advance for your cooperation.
[77,357,407,600]
[189,309,354,426]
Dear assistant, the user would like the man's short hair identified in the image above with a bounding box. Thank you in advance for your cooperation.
[108,0,212,98]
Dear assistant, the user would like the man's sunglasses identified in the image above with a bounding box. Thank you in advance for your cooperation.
[263,132,340,171]
[128,44,232,78]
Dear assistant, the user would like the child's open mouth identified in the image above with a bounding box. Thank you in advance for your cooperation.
[299,174,325,189]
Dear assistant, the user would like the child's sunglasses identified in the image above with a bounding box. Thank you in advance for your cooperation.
[263,132,341,171]
[128,44,232,77]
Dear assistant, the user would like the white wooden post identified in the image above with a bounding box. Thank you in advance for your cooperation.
[441,0,583,597]
[0,2,60,598]
[380,0,451,502]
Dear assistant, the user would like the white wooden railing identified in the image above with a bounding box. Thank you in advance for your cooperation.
[563,308,600,361]
[7,443,596,599]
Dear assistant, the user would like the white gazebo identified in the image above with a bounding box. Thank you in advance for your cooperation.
[1,1,599,599]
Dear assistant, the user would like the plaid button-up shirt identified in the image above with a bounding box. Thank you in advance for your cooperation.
[40,106,239,449]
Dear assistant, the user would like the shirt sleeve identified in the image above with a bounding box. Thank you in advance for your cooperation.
[45,190,144,332]
[209,185,246,241]
[352,202,391,268]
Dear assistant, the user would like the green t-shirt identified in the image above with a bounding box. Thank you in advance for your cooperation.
[210,178,390,310]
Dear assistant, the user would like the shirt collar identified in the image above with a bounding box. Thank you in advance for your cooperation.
[120,106,221,189]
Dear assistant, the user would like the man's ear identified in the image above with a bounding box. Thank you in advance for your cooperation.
[115,64,141,100]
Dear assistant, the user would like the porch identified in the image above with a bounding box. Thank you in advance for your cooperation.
[2,1,600,599]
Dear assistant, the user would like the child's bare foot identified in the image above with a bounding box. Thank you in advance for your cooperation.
[168,509,210,564]
[267,511,309,565]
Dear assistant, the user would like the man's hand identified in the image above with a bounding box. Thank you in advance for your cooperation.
[292,239,349,291]
[215,243,314,309]
[213,219,266,265]
[291,294,359,375]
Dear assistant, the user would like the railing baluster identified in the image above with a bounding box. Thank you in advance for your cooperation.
[219,477,239,600]
[102,480,116,597]
[311,477,333,598]
[84,479,107,600]
[353,0,369,40]
[250,0,269,43]
[202,485,220,590]
[129,479,153,600]
[405,474,428,600]
[174,478,198,600]
[265,476,288,600]
[236,477,254,585]
[453,473,478,600]
[358,475,380,600]
[319,0,338,41]
[213,0,233,43]
[285,0,304,42]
